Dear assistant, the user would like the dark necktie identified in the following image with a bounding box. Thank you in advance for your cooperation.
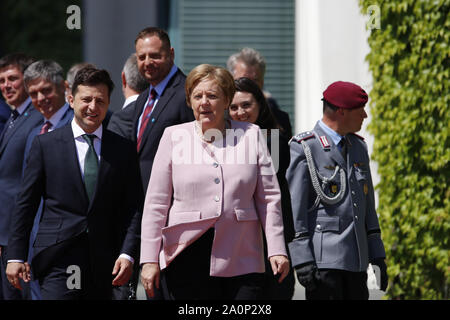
[39,121,52,135]
[338,137,347,158]
[82,134,99,202]
[137,89,157,151]
[1,109,20,141]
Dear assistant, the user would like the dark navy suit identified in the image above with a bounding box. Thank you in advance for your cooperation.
[0,99,11,136]
[22,104,74,300]
[0,101,42,300]
[7,124,143,299]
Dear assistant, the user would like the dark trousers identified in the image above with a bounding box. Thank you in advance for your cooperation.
[161,228,264,300]
[306,269,369,300]
[38,234,111,300]
[0,246,30,300]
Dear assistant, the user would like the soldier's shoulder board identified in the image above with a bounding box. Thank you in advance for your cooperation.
[349,132,365,140]
[290,131,315,144]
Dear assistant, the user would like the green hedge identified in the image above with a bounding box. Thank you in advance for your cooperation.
[0,0,82,73]
[359,0,449,299]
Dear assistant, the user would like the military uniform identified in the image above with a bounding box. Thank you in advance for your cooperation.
[287,121,386,299]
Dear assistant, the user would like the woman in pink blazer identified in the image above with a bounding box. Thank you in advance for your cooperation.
[140,64,289,300]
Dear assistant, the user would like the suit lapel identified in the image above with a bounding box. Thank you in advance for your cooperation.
[87,128,112,213]
[0,103,38,155]
[60,125,90,209]
[137,70,182,153]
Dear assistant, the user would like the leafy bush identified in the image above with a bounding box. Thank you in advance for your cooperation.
[359,0,449,299]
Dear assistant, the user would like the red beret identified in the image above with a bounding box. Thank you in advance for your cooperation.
[322,81,368,109]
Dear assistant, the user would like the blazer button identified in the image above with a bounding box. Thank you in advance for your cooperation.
[351,191,356,195]
[214,196,220,202]
[213,162,219,168]
[354,203,357,207]
[316,224,321,231]
[214,178,220,184]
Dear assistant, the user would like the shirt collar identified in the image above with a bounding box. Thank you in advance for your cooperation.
[318,119,344,146]
[71,118,103,140]
[122,95,139,109]
[149,64,178,98]
[45,103,69,127]
[15,97,32,115]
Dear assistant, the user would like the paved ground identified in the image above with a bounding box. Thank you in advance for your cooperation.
[136,265,386,300]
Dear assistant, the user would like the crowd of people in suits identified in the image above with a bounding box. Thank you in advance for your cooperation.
[0,26,387,301]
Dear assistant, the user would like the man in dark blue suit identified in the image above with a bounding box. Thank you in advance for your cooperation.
[0,97,11,135]
[108,28,194,300]
[0,53,42,300]
[21,60,75,300]
[6,67,142,300]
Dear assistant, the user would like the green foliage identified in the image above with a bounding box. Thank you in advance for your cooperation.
[0,0,82,73]
[359,0,449,299]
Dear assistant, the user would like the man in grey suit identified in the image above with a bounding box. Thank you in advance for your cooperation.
[286,81,388,300]
[21,59,75,300]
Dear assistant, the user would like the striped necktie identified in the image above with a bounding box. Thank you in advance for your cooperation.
[137,89,157,150]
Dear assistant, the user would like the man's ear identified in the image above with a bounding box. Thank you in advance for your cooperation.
[68,94,74,109]
[121,71,127,88]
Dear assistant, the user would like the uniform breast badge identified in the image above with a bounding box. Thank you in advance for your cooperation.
[331,184,338,194]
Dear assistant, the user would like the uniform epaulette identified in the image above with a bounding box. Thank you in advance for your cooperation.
[349,132,365,140]
[289,131,315,145]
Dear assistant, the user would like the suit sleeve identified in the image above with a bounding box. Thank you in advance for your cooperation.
[253,127,287,258]
[7,136,45,261]
[140,128,173,264]
[364,153,386,261]
[119,140,144,260]
[286,141,316,267]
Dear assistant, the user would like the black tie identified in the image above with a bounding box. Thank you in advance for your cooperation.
[338,137,347,158]
[82,134,99,202]
[1,110,20,141]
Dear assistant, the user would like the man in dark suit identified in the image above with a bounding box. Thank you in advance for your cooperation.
[227,47,293,139]
[21,60,75,300]
[108,27,194,300]
[0,97,11,135]
[6,67,142,300]
[0,53,41,300]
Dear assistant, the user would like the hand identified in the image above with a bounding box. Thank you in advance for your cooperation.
[6,262,31,290]
[112,257,133,286]
[295,262,318,291]
[269,255,290,283]
[141,263,160,298]
[371,258,388,291]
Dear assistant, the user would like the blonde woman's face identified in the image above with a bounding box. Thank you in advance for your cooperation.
[229,91,259,124]
[190,79,228,132]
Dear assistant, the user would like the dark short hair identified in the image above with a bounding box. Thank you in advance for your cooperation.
[135,27,171,51]
[234,77,280,131]
[322,99,340,113]
[72,67,114,98]
[0,53,35,73]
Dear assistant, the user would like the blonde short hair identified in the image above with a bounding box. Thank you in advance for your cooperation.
[185,64,236,107]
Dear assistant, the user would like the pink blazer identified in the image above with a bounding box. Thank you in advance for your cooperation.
[140,120,287,277]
